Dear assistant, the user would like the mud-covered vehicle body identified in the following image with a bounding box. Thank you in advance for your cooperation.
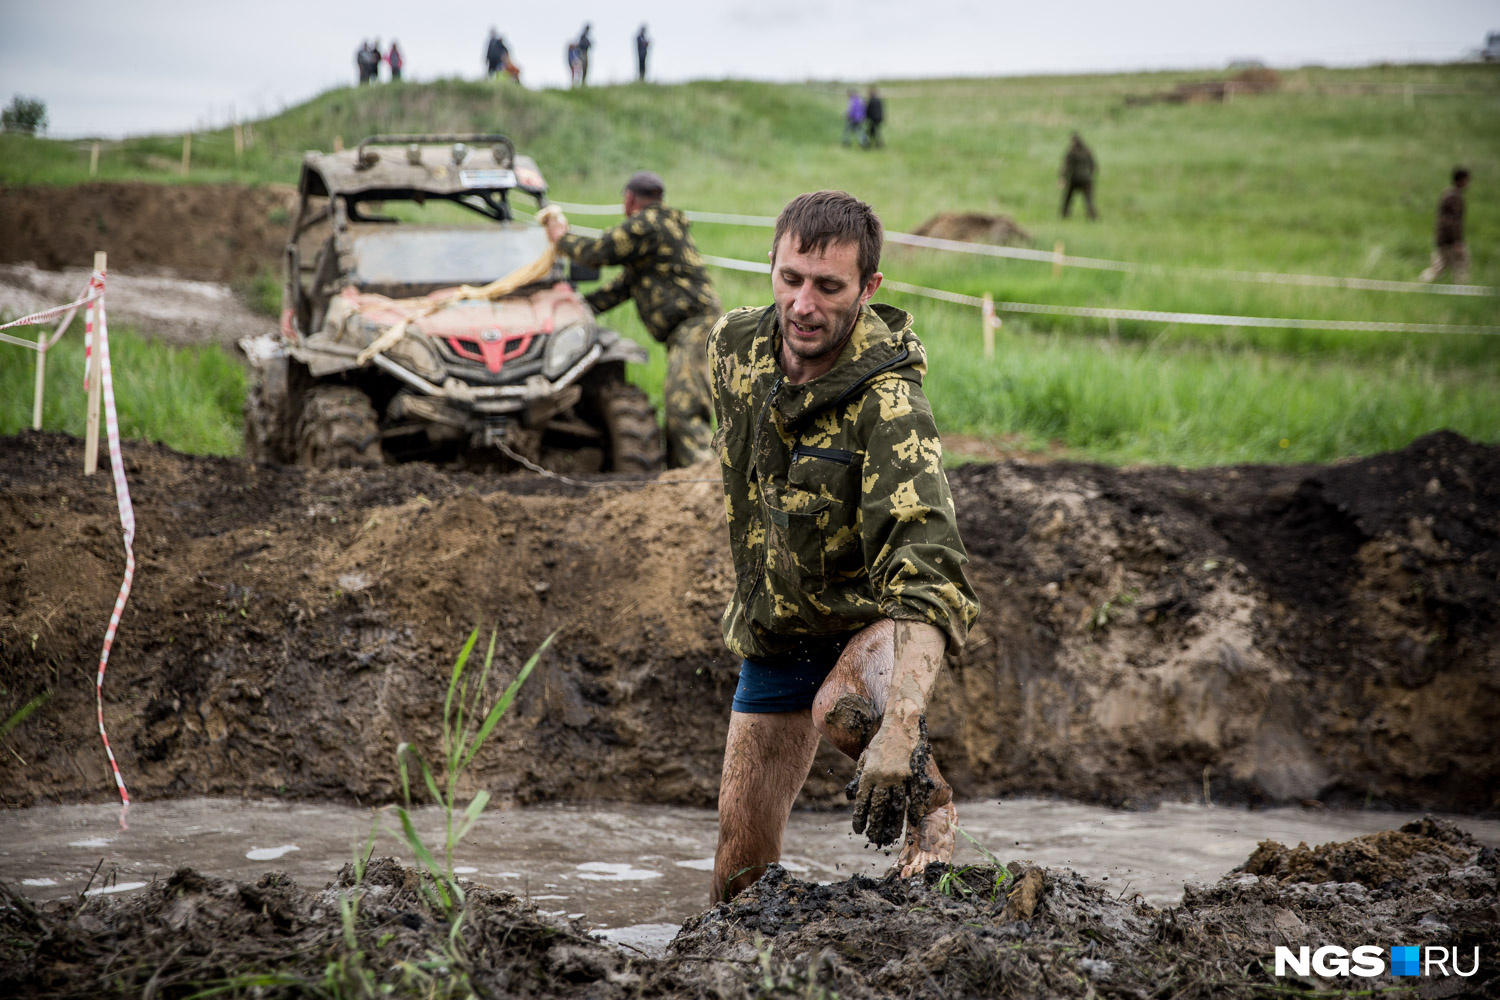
[243,133,662,472]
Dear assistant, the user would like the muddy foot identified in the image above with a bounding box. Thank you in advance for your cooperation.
[896,799,956,878]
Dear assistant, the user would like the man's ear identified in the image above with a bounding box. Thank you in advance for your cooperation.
[859,271,883,305]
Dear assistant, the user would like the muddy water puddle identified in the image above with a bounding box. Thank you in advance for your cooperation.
[4,798,1497,950]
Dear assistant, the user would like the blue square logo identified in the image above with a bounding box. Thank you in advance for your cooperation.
[1391,946,1420,977]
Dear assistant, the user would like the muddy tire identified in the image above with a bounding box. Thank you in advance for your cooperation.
[598,382,664,473]
[243,357,290,464]
[294,385,383,469]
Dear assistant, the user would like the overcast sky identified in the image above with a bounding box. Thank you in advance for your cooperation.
[2,1,1495,138]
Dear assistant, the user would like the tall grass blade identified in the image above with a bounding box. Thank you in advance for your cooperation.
[461,631,554,769]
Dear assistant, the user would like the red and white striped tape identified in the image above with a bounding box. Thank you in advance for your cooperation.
[0,282,102,350]
[86,271,137,828]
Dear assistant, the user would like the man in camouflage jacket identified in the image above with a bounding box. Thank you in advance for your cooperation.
[1060,131,1098,220]
[708,190,979,903]
[545,170,722,466]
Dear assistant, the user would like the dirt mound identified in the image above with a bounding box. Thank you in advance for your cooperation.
[0,182,293,281]
[1126,68,1282,106]
[1235,817,1479,887]
[1,429,1497,815]
[4,821,1495,998]
[910,212,1030,246]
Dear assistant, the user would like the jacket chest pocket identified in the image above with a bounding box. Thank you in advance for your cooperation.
[764,497,835,594]
[767,446,862,591]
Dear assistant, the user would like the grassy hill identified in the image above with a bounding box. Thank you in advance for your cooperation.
[2,65,1497,464]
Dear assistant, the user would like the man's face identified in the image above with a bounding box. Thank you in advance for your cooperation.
[771,233,881,372]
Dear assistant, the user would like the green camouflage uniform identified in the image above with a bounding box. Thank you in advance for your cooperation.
[709,302,979,659]
[557,204,721,466]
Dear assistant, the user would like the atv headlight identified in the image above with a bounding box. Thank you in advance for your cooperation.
[390,328,446,383]
[543,321,592,379]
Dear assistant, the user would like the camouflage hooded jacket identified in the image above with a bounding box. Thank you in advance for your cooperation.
[709,302,979,659]
[556,204,722,344]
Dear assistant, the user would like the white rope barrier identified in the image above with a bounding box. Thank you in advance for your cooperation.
[692,252,1500,336]
[548,200,1495,298]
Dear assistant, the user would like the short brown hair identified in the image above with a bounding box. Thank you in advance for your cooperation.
[772,191,883,286]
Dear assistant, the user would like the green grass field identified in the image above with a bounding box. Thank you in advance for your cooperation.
[2,64,1496,464]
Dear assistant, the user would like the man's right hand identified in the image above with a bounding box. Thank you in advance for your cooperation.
[538,205,569,244]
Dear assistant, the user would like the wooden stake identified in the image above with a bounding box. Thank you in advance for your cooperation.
[32,328,46,430]
[981,293,996,360]
[234,122,244,158]
[84,251,106,475]
[333,135,344,152]
[1052,240,1065,280]
[89,141,100,176]
[181,133,192,176]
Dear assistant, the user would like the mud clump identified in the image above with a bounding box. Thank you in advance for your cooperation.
[12,822,1478,999]
[1235,816,1479,888]
[910,211,1031,246]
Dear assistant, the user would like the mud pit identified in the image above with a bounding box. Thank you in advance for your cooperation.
[1,428,1497,993]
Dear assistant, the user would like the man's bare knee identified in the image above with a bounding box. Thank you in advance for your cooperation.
[811,620,894,755]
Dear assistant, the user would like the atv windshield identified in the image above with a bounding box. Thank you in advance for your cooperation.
[348,223,555,290]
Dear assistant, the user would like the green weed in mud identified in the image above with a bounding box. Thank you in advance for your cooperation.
[935,827,1013,902]
[185,629,553,1000]
[394,626,555,917]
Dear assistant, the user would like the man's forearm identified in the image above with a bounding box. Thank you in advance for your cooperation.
[885,620,947,735]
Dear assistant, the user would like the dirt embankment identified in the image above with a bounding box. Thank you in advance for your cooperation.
[1,429,1496,815]
[3,818,1495,998]
[0,182,292,281]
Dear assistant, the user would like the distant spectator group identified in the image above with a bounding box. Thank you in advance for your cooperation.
[842,88,884,148]
[355,39,403,84]
[354,25,660,90]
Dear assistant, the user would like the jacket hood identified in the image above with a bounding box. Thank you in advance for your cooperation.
[769,302,925,427]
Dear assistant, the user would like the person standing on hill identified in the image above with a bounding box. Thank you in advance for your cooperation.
[842,89,866,147]
[706,190,980,904]
[485,29,508,80]
[542,171,722,467]
[1059,132,1098,220]
[864,87,885,148]
[567,42,583,87]
[576,24,594,85]
[636,24,651,82]
[386,41,404,82]
[1420,167,1471,283]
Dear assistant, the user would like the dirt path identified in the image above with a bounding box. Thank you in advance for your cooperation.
[0,262,272,354]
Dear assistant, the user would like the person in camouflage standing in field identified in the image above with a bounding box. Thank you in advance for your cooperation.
[1420,166,1471,283]
[1060,131,1098,220]
[707,190,980,903]
[544,171,721,466]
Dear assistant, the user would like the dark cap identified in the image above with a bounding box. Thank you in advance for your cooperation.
[624,170,665,198]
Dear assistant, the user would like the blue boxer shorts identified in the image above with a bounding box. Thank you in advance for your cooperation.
[731,634,853,713]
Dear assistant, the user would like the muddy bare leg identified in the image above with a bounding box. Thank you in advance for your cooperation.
[712,710,820,904]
